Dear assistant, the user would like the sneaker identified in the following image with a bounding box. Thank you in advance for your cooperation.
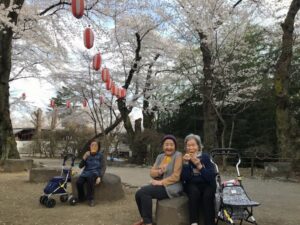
[88,200,95,207]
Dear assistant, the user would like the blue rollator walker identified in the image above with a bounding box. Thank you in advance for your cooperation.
[39,154,77,208]
[210,148,260,225]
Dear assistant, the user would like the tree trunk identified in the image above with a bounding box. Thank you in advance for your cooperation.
[132,118,147,164]
[143,54,160,130]
[199,32,218,151]
[228,117,235,148]
[0,0,24,159]
[117,32,145,164]
[35,108,42,155]
[117,99,135,140]
[274,0,300,158]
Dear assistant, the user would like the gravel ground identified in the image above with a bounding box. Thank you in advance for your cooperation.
[0,158,299,225]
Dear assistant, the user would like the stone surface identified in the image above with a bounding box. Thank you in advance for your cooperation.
[264,162,292,179]
[29,167,62,182]
[155,195,204,225]
[1,159,33,172]
[71,173,125,202]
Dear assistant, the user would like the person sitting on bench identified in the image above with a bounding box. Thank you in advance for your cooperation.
[76,140,105,207]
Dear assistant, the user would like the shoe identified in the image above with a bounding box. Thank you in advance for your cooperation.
[132,220,143,225]
[88,200,95,207]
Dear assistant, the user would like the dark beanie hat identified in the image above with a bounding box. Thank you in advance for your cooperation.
[161,134,177,148]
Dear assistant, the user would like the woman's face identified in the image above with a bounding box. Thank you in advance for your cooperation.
[186,138,200,155]
[163,139,176,156]
[90,141,99,154]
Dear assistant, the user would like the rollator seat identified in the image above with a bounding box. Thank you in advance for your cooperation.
[222,186,260,207]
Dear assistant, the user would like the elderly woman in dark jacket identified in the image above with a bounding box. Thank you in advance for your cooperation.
[181,134,216,225]
[76,140,106,207]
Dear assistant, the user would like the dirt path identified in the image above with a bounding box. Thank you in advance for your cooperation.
[108,167,300,225]
[0,172,139,225]
[0,158,299,225]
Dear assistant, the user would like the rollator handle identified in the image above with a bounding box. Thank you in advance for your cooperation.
[63,153,76,167]
[210,148,241,160]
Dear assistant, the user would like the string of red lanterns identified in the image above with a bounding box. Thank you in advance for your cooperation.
[83,27,94,49]
[50,100,55,108]
[65,0,127,113]
[93,53,101,71]
[71,0,84,19]
[101,67,110,82]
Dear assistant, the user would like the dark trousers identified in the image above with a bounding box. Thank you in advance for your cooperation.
[76,175,97,201]
[186,182,215,225]
[135,185,169,224]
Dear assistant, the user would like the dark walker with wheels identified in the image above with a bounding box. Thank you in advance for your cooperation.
[210,148,260,225]
[39,154,78,208]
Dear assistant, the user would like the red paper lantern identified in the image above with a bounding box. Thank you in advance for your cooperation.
[83,100,87,107]
[100,95,104,105]
[21,92,26,100]
[111,83,117,96]
[101,67,110,82]
[106,78,112,90]
[116,87,121,98]
[93,53,101,71]
[83,27,94,49]
[71,0,84,19]
[120,88,127,98]
[66,100,71,108]
[50,100,55,108]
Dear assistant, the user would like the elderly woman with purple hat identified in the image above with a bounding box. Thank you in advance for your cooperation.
[132,134,183,225]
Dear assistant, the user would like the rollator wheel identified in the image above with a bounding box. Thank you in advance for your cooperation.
[60,194,68,202]
[39,195,47,205]
[46,198,56,208]
[68,196,77,206]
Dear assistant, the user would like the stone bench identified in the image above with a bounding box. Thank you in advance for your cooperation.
[29,167,62,182]
[71,173,125,202]
[155,195,204,225]
[155,195,227,225]
[0,159,33,172]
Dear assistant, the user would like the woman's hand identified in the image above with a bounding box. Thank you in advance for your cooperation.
[183,153,191,162]
[190,157,203,170]
[83,151,90,160]
[95,177,101,185]
[157,168,164,176]
[160,164,167,173]
[151,179,163,186]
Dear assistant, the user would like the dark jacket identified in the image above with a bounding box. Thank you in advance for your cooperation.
[181,152,216,186]
[79,151,106,178]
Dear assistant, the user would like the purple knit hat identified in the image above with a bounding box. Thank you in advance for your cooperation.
[161,134,177,148]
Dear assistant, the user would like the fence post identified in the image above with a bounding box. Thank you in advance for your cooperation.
[251,155,254,177]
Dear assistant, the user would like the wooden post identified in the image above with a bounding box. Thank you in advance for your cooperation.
[251,156,254,177]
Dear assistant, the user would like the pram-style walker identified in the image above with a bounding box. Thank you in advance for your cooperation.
[39,154,77,208]
[210,148,260,225]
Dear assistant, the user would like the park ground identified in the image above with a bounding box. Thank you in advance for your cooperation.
[0,159,300,225]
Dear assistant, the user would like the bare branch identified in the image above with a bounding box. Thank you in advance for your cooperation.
[233,0,243,8]
[124,32,142,89]
[39,1,70,16]
[9,61,43,82]
[39,0,100,16]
